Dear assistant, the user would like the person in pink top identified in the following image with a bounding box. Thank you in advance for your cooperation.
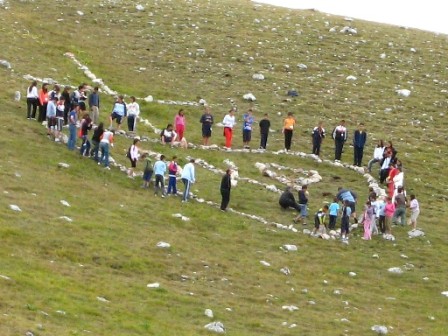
[384,196,396,235]
[174,109,186,141]
[361,201,374,240]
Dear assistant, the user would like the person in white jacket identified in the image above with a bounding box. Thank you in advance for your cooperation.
[181,159,196,202]
[367,140,385,173]
[127,138,140,177]
[222,109,236,149]
[127,96,140,132]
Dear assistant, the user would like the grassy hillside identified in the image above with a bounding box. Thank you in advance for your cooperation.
[0,0,447,335]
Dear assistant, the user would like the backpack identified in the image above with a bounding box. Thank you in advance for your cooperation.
[126,146,132,158]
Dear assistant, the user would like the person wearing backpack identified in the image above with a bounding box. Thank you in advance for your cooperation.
[127,138,140,178]
[167,156,178,195]
[141,153,153,189]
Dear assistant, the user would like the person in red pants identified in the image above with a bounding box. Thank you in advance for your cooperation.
[222,108,236,149]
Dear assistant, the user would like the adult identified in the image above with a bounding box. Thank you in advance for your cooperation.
[88,86,100,125]
[127,96,140,132]
[99,128,114,170]
[311,121,325,156]
[336,187,358,223]
[49,84,61,100]
[222,108,236,149]
[296,185,309,225]
[200,106,214,145]
[408,194,420,230]
[392,166,404,201]
[181,159,196,202]
[71,84,87,110]
[109,95,127,130]
[90,122,104,162]
[127,138,140,177]
[259,113,271,149]
[220,169,232,211]
[79,113,93,157]
[386,162,399,197]
[353,122,367,166]
[242,109,255,149]
[379,151,393,184]
[392,187,407,226]
[279,186,301,212]
[367,140,385,173]
[161,124,177,146]
[282,112,296,151]
[384,141,398,161]
[67,103,79,151]
[332,120,347,161]
[61,86,71,125]
[46,96,57,136]
[26,80,39,120]
[38,83,49,123]
[174,109,186,141]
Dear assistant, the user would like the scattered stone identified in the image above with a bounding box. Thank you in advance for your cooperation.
[346,75,357,81]
[282,305,299,312]
[396,89,411,97]
[301,288,308,294]
[372,254,380,258]
[147,282,160,288]
[58,162,70,168]
[400,254,408,259]
[96,296,109,303]
[280,267,291,275]
[60,200,70,207]
[243,93,256,101]
[297,63,307,70]
[422,277,429,281]
[388,267,403,274]
[371,325,388,334]
[0,274,11,281]
[136,4,144,11]
[9,204,21,212]
[0,59,12,69]
[260,260,271,267]
[156,241,171,248]
[333,290,341,295]
[281,244,297,252]
[204,321,225,333]
[441,291,448,297]
[340,26,357,34]
[252,73,265,80]
[204,309,214,318]
[348,272,357,277]
[408,229,424,238]
[14,91,21,101]
[59,216,73,222]
[144,95,153,102]
[76,10,84,16]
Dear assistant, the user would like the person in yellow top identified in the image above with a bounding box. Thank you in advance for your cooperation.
[282,112,296,151]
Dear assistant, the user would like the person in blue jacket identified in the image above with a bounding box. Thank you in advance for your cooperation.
[336,187,358,223]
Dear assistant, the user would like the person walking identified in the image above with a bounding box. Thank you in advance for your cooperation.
[311,121,325,156]
[332,120,347,161]
[222,109,236,149]
[282,112,296,151]
[88,86,100,125]
[259,113,271,149]
[353,122,367,166]
[26,80,39,120]
[220,169,232,211]
[181,159,196,202]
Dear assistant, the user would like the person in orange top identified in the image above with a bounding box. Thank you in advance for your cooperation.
[386,161,399,198]
[282,112,296,151]
[38,83,49,123]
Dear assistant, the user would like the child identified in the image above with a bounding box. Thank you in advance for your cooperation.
[141,154,153,189]
[377,196,386,234]
[362,201,374,240]
[341,200,352,241]
[313,205,329,236]
[370,196,380,235]
[408,194,420,230]
[127,138,140,177]
[167,156,178,195]
[153,154,167,197]
[384,196,396,235]
[328,197,340,230]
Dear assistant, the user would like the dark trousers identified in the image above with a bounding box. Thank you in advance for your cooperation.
[127,115,136,132]
[27,98,38,119]
[329,215,337,229]
[38,103,48,122]
[334,140,345,160]
[284,130,293,150]
[220,189,230,210]
[354,146,364,166]
[260,132,268,149]
[378,215,386,233]
[312,140,321,156]
[380,168,390,184]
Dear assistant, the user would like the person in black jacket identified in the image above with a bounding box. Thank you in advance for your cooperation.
[353,123,367,166]
[332,120,347,161]
[297,185,309,225]
[279,187,302,223]
[220,169,232,211]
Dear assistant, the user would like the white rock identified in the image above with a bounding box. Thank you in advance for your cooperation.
[9,204,21,212]
[380,53,386,59]
[156,241,171,248]
[280,267,291,275]
[297,63,308,70]
[204,308,214,318]
[0,59,12,69]
[400,254,408,259]
[96,296,109,303]
[308,300,316,305]
[76,10,84,16]
[346,75,357,81]
[144,95,154,102]
[172,213,183,218]
[252,73,265,80]
[59,216,73,222]
[58,162,70,168]
[371,325,388,334]
[0,274,11,280]
[372,254,380,258]
[388,267,403,274]
[396,89,411,97]
[14,91,21,101]
[348,272,357,277]
[303,229,311,235]
[136,4,144,11]
[408,229,424,238]
[333,290,341,295]
[282,244,298,251]
[441,291,448,297]
[260,260,271,267]
[282,305,299,312]
[181,216,190,221]
[60,200,70,207]
[147,282,160,288]
[243,93,256,101]
[204,321,225,333]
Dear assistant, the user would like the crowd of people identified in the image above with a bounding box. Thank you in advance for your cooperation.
[25,80,420,229]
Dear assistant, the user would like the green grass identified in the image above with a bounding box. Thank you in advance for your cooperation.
[1,0,448,335]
